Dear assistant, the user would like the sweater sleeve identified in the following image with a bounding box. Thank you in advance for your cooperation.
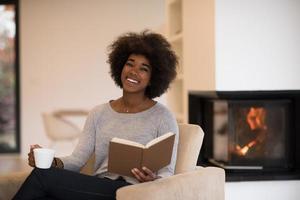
[156,109,179,179]
[59,108,97,171]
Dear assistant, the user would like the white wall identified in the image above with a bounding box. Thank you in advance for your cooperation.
[226,181,300,200]
[215,0,300,199]
[216,0,300,90]
[20,0,165,157]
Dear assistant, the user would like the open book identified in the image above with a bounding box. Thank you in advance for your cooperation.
[107,132,175,177]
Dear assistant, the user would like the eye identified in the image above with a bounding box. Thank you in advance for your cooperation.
[140,67,149,72]
[125,62,133,67]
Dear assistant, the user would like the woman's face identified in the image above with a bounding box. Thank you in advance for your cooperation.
[121,54,152,95]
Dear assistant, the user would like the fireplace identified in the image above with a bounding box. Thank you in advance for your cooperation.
[189,90,300,181]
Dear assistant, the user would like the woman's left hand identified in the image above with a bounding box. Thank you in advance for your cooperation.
[131,166,160,182]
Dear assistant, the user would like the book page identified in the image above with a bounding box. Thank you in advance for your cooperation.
[111,137,145,148]
[145,132,175,148]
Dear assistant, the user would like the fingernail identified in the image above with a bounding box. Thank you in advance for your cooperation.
[142,166,146,170]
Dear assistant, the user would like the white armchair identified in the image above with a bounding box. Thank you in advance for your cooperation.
[116,123,225,200]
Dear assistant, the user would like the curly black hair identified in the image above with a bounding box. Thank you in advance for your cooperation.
[107,30,178,99]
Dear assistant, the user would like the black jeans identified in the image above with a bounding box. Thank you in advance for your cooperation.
[12,167,131,200]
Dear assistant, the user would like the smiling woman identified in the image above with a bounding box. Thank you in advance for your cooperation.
[13,30,179,200]
[0,0,19,153]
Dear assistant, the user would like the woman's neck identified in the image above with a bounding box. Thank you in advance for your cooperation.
[110,92,156,113]
[120,93,148,112]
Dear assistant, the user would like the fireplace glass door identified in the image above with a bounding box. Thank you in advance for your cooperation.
[212,100,292,170]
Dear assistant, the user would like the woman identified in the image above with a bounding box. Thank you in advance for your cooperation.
[13,30,178,200]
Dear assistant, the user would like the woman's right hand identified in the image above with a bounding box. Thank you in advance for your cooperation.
[27,144,42,167]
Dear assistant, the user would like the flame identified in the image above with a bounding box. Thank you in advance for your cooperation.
[235,107,267,156]
[235,140,257,156]
[246,107,267,130]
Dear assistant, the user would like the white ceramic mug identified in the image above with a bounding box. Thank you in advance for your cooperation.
[33,148,55,169]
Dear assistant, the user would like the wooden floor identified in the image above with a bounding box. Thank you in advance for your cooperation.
[0,155,32,175]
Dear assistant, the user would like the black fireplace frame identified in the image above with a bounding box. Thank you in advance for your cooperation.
[189,90,300,181]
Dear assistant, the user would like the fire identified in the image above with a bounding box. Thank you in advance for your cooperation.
[246,107,267,130]
[235,107,267,156]
[235,140,257,156]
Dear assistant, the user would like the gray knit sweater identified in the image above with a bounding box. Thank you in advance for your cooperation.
[60,102,179,184]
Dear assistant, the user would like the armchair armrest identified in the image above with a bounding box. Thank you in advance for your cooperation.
[116,167,225,200]
[0,171,30,200]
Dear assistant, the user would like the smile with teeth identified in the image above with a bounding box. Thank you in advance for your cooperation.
[127,77,139,84]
